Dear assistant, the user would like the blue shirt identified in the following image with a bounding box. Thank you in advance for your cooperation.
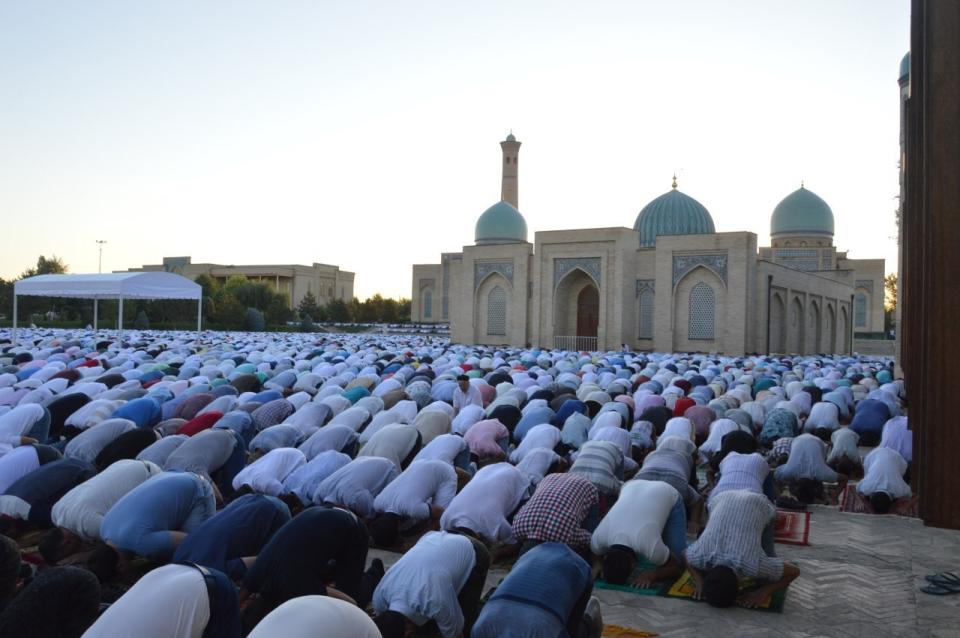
[111,398,162,428]
[472,542,591,637]
[100,471,214,560]
[173,494,289,580]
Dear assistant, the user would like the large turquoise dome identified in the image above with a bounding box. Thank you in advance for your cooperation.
[475,201,528,245]
[770,186,835,238]
[633,184,715,248]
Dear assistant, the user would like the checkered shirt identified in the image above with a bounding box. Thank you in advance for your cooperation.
[767,436,794,462]
[251,399,295,430]
[511,472,599,551]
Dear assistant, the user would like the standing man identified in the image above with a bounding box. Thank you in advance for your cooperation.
[452,375,482,416]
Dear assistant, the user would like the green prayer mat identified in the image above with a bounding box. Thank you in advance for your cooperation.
[593,558,668,596]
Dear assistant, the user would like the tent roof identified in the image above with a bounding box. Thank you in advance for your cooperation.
[13,272,202,300]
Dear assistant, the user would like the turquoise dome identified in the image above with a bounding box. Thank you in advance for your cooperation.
[633,186,715,247]
[475,201,528,245]
[770,186,835,237]
[899,52,910,82]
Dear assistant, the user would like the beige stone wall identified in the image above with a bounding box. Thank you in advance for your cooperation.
[651,232,757,355]
[459,242,534,347]
[838,257,886,334]
[530,227,637,350]
[410,264,441,322]
[754,260,855,355]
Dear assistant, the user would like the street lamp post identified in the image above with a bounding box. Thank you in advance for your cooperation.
[96,240,107,273]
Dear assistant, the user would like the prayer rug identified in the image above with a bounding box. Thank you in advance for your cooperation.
[774,509,810,546]
[837,485,919,517]
[594,559,669,596]
[601,625,658,638]
[662,570,788,612]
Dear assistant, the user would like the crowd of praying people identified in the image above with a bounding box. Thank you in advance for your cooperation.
[0,328,908,637]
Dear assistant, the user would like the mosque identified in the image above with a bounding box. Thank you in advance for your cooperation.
[411,135,884,355]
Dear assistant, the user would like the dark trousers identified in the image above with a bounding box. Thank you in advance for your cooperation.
[399,432,424,470]
[213,430,248,497]
[567,579,594,638]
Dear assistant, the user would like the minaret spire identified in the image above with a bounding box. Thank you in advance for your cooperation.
[500,132,521,208]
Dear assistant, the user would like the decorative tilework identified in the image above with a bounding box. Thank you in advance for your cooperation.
[474,261,514,290]
[855,279,875,294]
[688,282,716,340]
[487,286,506,336]
[554,257,601,287]
[635,279,655,295]
[673,253,728,286]
[418,278,435,291]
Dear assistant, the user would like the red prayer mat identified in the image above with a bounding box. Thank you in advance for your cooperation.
[774,509,811,546]
[837,485,919,517]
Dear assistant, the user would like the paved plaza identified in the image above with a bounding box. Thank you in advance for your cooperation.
[372,506,960,638]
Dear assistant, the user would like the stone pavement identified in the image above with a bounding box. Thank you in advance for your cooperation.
[371,506,960,638]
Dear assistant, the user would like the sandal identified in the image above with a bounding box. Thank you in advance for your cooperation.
[920,583,960,595]
[924,572,960,586]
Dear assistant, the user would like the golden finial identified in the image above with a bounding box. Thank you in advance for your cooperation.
[671,174,678,190]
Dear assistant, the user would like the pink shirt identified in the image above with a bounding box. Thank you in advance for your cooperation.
[463,419,509,459]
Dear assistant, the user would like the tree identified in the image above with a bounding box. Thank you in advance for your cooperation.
[326,298,352,322]
[884,273,898,312]
[298,290,320,319]
[19,255,68,279]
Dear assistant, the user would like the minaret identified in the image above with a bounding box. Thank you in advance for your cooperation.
[500,131,521,208]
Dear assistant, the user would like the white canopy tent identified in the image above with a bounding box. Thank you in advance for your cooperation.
[12,272,203,342]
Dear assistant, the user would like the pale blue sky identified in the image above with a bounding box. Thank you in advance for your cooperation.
[0,1,909,299]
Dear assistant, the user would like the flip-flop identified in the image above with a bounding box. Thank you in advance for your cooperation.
[924,572,960,585]
[920,583,960,595]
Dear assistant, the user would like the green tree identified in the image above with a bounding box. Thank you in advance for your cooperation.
[884,273,898,312]
[19,255,68,279]
[298,290,320,319]
[326,298,352,322]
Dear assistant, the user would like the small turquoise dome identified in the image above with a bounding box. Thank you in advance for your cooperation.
[505,131,517,142]
[633,184,715,248]
[770,186,835,237]
[899,52,910,83]
[475,201,528,245]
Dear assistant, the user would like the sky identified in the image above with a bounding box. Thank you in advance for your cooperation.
[0,1,909,300]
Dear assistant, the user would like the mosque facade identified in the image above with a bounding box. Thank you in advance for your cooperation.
[411,135,884,355]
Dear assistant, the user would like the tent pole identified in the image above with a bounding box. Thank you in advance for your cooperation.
[93,298,98,332]
[118,296,124,344]
[196,297,202,341]
[11,294,17,343]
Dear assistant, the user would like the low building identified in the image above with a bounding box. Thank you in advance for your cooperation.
[126,256,354,310]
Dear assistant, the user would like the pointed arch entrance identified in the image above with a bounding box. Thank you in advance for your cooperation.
[554,268,600,350]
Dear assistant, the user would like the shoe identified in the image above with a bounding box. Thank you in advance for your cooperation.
[584,596,603,638]
[368,558,385,581]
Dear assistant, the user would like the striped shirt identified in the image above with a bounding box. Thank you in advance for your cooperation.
[685,489,783,581]
[569,440,622,495]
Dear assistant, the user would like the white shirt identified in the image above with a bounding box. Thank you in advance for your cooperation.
[282,450,352,504]
[509,424,560,463]
[0,445,39,493]
[515,447,561,486]
[249,595,381,638]
[412,434,468,465]
[374,459,458,521]
[857,447,911,499]
[358,423,420,470]
[63,399,124,431]
[827,427,860,464]
[373,531,477,638]
[52,459,162,540]
[316,456,399,516]
[451,404,484,436]
[297,424,358,461]
[452,384,483,412]
[591,479,680,566]
[0,404,45,449]
[440,462,529,543]
[231,448,306,496]
[82,564,210,638]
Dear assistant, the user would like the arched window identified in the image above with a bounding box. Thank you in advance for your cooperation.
[423,290,432,319]
[638,289,654,339]
[487,286,507,336]
[688,282,715,340]
[855,292,867,328]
